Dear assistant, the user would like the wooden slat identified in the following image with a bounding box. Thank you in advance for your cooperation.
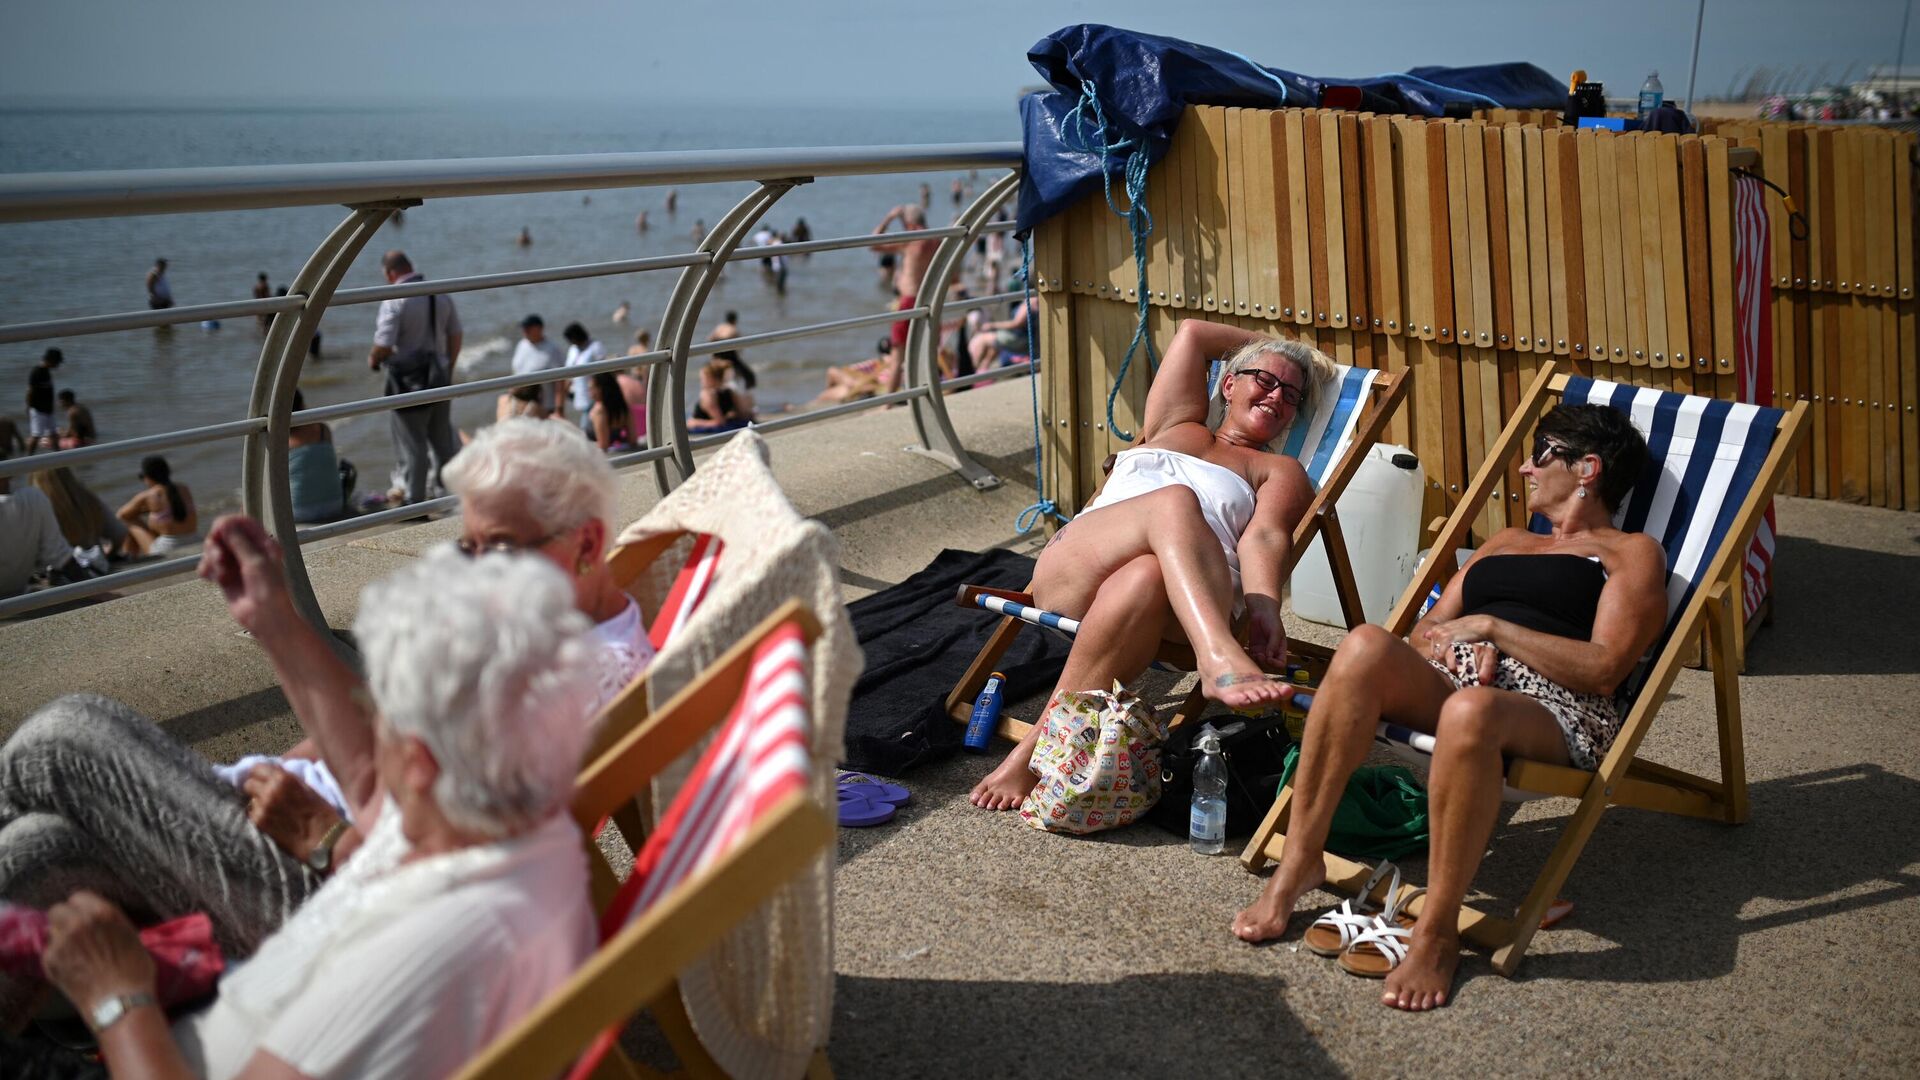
[1485,125,1516,352]
[1505,124,1536,355]
[1899,132,1916,302]
[1324,110,1352,329]
[1412,336,1448,522]
[1578,129,1609,366]
[1555,128,1590,367]
[1446,121,1475,347]
[1340,112,1369,332]
[1707,137,1737,383]
[1817,127,1839,294]
[1542,127,1571,356]
[1226,108,1253,317]
[1304,109,1331,326]
[1834,128,1856,297]
[1430,121,1458,346]
[1249,108,1280,319]
[1145,116,1171,308]
[1466,120,1496,350]
[1615,132,1649,368]
[1657,135,1692,384]
[1761,123,1792,290]
[1596,129,1629,371]
[1401,117,1436,340]
[1285,109,1314,324]
[1370,115,1405,336]
[1385,329,1412,448]
[1637,134,1671,369]
[1181,106,1207,310]
[1904,293,1919,510]
[1200,105,1231,312]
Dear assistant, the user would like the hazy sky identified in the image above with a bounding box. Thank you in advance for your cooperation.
[2,0,1913,110]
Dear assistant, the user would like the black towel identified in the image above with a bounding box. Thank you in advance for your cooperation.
[841,548,1069,775]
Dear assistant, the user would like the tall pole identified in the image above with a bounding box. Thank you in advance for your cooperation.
[1897,0,1914,101]
[1685,0,1707,112]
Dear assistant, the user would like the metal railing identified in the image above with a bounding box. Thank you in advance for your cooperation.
[0,145,1028,624]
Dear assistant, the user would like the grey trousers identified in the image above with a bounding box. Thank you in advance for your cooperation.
[0,694,320,958]
[389,401,459,504]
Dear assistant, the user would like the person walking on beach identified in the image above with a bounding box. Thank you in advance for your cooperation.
[367,250,462,505]
[24,348,61,454]
[145,258,174,310]
[561,322,605,433]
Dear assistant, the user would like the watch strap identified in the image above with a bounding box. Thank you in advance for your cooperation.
[310,818,350,872]
[89,990,157,1033]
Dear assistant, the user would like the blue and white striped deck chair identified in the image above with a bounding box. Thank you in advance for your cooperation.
[1240,363,1809,976]
[946,360,1409,745]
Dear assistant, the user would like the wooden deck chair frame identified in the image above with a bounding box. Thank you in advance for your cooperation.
[459,600,836,1080]
[944,367,1410,743]
[1239,362,1810,976]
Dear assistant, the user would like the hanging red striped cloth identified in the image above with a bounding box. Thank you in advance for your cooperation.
[1733,174,1776,623]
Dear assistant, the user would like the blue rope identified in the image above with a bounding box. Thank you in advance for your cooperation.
[1015,238,1070,535]
[1060,78,1157,442]
[1217,48,1291,102]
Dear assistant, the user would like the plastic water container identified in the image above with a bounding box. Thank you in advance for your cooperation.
[1291,444,1425,627]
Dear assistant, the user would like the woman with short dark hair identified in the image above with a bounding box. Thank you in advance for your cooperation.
[1231,404,1668,1013]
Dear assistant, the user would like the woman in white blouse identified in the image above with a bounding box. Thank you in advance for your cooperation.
[38,551,600,1079]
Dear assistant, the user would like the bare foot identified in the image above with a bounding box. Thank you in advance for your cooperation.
[968,754,1038,811]
[1231,856,1326,943]
[1200,655,1293,711]
[1381,927,1460,1011]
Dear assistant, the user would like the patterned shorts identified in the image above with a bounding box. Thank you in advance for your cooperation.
[1427,642,1621,770]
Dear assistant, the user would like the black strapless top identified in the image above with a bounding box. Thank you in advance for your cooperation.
[1460,554,1607,641]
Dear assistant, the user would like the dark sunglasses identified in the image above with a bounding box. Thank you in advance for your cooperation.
[1530,435,1578,468]
[1235,368,1306,408]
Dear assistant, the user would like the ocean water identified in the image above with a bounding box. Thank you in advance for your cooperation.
[0,99,1018,516]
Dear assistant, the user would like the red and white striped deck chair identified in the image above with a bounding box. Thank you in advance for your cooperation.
[590,530,724,763]
[460,601,833,1080]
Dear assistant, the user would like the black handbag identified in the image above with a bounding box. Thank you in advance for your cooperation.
[384,293,449,397]
[1146,713,1294,839]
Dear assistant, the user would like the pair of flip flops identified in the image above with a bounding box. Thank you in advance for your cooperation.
[837,771,910,827]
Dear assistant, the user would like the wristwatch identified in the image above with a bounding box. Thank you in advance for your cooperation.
[308,819,350,873]
[89,991,156,1034]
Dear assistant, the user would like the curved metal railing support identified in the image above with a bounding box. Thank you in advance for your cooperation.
[241,201,409,633]
[647,179,802,491]
[902,171,1020,490]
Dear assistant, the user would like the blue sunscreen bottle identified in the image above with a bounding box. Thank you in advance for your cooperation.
[964,672,1006,752]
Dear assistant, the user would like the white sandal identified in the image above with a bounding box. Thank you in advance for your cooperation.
[1338,885,1427,978]
[1302,861,1400,958]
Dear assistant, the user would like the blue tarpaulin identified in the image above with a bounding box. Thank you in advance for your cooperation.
[1016,24,1567,233]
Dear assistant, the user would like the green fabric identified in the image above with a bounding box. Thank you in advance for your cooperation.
[1277,744,1429,861]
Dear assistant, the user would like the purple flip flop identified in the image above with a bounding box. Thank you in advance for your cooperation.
[836,770,910,807]
[838,793,898,827]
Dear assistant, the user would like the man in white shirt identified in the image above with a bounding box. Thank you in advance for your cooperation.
[510,314,566,413]
[560,321,604,433]
[0,475,76,597]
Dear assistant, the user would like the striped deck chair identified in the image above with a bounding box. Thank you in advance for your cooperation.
[1240,364,1810,975]
[946,360,1409,742]
[589,530,724,765]
[459,601,833,1080]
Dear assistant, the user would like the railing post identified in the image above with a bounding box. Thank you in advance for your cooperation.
[241,201,412,640]
[903,170,1020,491]
[648,180,802,492]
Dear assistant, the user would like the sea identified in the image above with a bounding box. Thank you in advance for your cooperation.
[0,98,1019,517]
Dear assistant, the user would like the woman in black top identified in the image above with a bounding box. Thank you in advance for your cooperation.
[1232,404,1668,1012]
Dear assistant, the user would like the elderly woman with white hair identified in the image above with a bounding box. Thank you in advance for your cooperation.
[16,552,599,1078]
[0,420,646,1014]
[970,318,1333,810]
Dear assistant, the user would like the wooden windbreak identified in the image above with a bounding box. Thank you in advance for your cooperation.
[1031,107,1918,523]
[1701,119,1919,510]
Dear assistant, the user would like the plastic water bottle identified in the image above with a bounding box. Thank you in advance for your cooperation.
[1189,726,1228,854]
[1637,71,1664,126]
[963,672,1005,752]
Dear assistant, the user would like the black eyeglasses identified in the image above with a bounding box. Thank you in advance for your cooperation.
[1530,435,1578,468]
[1235,368,1306,408]
[455,530,562,558]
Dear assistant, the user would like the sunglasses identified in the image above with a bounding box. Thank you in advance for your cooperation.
[455,530,562,558]
[1235,368,1306,408]
[1530,435,1578,468]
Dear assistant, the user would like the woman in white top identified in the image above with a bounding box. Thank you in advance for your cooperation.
[38,551,599,1079]
[970,319,1333,810]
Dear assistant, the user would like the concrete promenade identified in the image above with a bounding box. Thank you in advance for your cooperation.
[3,379,1917,1077]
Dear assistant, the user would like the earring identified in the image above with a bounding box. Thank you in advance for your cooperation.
[1577,485,1588,499]
[576,557,591,576]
